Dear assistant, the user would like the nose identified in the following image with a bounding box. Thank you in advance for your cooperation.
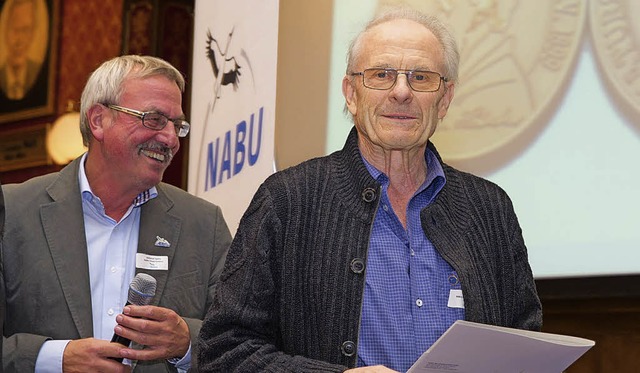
[156,121,180,149]
[389,73,413,102]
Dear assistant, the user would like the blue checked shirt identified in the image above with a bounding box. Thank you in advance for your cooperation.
[357,148,465,372]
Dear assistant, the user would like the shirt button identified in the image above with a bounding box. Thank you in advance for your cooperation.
[110,266,117,273]
[383,204,389,212]
[107,308,115,316]
[416,299,423,307]
[410,249,415,256]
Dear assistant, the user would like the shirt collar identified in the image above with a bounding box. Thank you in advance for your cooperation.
[361,144,446,193]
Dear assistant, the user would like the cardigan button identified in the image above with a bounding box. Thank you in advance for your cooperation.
[361,187,376,203]
[350,258,365,274]
[341,340,356,356]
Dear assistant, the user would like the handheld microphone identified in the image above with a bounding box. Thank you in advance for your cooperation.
[111,273,157,362]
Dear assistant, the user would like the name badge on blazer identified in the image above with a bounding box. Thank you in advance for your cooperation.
[136,253,169,270]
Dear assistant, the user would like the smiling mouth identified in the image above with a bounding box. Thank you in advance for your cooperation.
[140,148,173,163]
[383,114,417,120]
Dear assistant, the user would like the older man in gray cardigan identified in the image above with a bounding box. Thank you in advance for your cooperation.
[197,7,541,373]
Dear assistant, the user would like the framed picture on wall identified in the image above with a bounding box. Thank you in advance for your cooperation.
[0,0,58,124]
[0,123,49,171]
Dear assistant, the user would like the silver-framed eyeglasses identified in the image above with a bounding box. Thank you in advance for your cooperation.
[350,68,448,92]
[106,104,190,138]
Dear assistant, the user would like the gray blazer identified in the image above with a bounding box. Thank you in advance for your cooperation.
[1,157,231,372]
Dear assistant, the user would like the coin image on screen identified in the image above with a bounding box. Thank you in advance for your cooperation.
[590,0,640,127]
[378,0,587,172]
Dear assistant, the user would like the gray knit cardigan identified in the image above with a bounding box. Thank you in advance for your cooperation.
[196,128,542,372]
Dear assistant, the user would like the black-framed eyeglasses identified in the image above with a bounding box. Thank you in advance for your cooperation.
[106,104,190,138]
[350,68,448,92]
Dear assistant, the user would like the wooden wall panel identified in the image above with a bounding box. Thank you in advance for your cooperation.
[541,298,640,372]
[57,0,123,114]
[1,0,123,183]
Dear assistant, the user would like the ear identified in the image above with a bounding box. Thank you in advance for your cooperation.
[86,104,108,142]
[342,75,358,116]
[437,81,455,119]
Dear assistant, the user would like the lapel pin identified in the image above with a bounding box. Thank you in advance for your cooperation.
[154,236,171,248]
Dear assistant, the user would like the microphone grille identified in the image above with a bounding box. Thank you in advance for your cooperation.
[128,273,157,306]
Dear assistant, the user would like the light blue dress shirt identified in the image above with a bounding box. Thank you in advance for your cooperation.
[357,148,465,372]
[34,154,190,372]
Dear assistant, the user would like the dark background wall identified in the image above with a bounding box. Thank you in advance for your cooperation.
[0,0,189,187]
[0,1,638,371]
[1,0,124,184]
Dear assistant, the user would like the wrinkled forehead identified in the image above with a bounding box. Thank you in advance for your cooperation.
[364,19,441,51]
[118,74,184,114]
[356,19,444,69]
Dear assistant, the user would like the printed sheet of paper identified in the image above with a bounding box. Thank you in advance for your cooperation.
[408,320,595,373]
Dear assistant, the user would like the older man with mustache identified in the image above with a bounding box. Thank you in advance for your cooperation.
[1,55,231,372]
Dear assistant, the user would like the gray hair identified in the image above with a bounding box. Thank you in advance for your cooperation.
[79,55,185,146]
[346,7,460,83]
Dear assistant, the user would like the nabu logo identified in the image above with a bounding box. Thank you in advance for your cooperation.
[204,28,255,112]
[197,27,263,194]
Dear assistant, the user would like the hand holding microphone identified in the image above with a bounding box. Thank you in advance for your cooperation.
[111,273,157,362]
[110,273,191,364]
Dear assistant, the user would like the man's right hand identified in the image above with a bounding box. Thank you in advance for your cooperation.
[62,338,132,373]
